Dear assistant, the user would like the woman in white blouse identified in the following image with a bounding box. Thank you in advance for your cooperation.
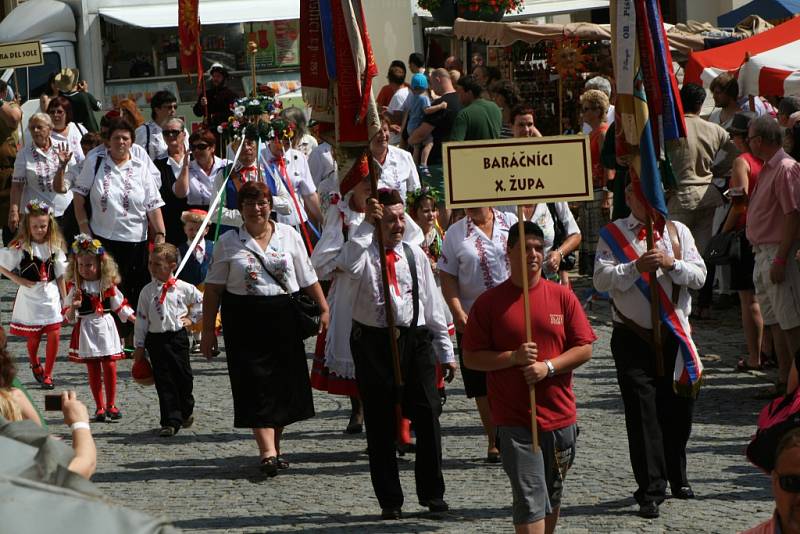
[43,97,86,164]
[200,181,329,477]
[438,206,518,463]
[9,113,76,234]
[72,118,166,340]
[174,128,229,212]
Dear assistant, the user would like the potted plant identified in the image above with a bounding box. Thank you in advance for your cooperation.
[418,0,524,25]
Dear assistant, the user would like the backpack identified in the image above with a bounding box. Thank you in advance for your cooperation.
[746,387,800,473]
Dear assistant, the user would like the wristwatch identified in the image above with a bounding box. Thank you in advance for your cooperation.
[544,359,556,378]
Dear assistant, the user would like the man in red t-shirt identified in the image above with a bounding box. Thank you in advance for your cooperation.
[463,221,595,534]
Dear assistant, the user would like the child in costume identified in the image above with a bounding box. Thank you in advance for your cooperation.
[177,209,213,352]
[64,234,135,422]
[134,243,203,437]
[0,200,67,389]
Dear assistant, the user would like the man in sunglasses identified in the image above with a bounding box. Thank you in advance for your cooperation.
[135,90,188,161]
[744,428,800,534]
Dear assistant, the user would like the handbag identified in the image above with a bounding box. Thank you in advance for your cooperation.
[246,245,322,339]
[704,230,743,266]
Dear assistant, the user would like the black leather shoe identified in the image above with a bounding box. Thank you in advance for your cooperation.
[420,498,449,513]
[380,507,402,520]
[638,501,659,518]
[672,485,695,499]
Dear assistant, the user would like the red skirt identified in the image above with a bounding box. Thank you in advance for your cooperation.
[9,321,61,338]
[309,328,360,398]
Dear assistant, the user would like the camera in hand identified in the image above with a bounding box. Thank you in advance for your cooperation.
[44,394,62,411]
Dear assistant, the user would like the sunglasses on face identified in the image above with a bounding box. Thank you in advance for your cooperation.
[163,129,182,137]
[191,143,210,150]
[779,475,800,493]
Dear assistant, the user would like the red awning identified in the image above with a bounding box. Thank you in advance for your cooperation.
[684,16,800,96]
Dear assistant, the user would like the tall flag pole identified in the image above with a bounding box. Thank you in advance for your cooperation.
[179,0,206,123]
[611,0,703,396]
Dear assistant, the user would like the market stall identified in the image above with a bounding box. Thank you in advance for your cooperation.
[684,15,800,97]
[452,18,706,135]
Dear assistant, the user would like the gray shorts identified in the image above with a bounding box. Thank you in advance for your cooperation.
[540,423,578,510]
[497,426,552,525]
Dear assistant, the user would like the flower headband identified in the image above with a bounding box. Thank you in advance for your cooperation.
[71,234,105,256]
[407,186,441,209]
[25,199,53,216]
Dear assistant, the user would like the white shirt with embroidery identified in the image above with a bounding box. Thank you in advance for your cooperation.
[593,215,707,329]
[72,153,165,242]
[373,146,421,200]
[205,223,318,296]
[83,143,163,188]
[340,218,455,364]
[133,277,203,347]
[13,143,76,216]
[438,209,518,313]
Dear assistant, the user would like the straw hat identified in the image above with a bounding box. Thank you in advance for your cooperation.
[54,68,79,92]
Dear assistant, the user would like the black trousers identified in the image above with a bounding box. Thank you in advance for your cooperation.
[610,325,695,504]
[146,329,194,430]
[350,321,445,510]
[97,237,149,338]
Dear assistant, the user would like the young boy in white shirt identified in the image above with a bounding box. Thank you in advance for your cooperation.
[133,243,203,437]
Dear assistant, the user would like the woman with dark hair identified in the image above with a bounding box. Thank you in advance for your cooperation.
[201,181,329,476]
[174,128,228,213]
[488,80,521,138]
[72,118,166,339]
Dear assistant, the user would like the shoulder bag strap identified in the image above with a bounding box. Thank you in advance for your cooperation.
[243,243,292,296]
[94,155,103,177]
[402,242,419,328]
[146,124,152,158]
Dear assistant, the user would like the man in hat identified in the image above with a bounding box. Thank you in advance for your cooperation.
[55,68,101,132]
[342,189,456,520]
[193,64,237,138]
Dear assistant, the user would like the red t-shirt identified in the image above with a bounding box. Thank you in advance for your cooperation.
[462,278,596,432]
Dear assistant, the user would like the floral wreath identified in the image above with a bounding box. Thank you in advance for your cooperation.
[407,185,442,210]
[71,233,105,256]
[218,95,293,142]
[24,199,53,216]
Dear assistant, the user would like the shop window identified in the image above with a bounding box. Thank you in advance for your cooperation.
[10,52,62,103]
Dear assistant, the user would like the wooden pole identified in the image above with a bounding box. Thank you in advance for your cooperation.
[248,40,259,97]
[368,153,404,395]
[516,205,539,451]
[645,211,664,377]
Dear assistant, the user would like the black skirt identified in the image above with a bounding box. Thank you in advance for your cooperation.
[221,291,315,428]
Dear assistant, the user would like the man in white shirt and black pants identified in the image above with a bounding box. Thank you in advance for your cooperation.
[593,182,706,519]
[342,189,457,520]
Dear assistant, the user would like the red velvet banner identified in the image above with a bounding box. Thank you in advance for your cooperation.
[300,0,329,94]
[179,0,202,76]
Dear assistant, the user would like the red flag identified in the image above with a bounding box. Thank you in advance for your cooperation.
[179,0,202,77]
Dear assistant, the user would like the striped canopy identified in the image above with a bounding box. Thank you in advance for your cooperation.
[684,15,800,97]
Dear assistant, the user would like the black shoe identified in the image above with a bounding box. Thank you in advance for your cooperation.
[420,498,449,513]
[396,442,416,456]
[380,507,402,520]
[276,455,290,470]
[94,409,106,423]
[672,485,695,499]
[260,456,278,477]
[486,451,501,464]
[344,422,363,434]
[638,501,659,518]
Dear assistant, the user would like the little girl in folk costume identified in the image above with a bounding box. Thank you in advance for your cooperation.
[64,234,135,422]
[0,200,67,389]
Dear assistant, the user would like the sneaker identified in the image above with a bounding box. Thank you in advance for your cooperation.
[94,409,106,423]
[107,406,122,420]
[182,414,195,428]
[42,376,54,390]
[159,426,176,437]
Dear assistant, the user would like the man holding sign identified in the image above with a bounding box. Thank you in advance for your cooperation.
[462,221,595,534]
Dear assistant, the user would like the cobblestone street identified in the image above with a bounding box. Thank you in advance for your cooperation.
[4,277,777,533]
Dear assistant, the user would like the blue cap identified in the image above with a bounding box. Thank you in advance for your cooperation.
[411,73,428,90]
